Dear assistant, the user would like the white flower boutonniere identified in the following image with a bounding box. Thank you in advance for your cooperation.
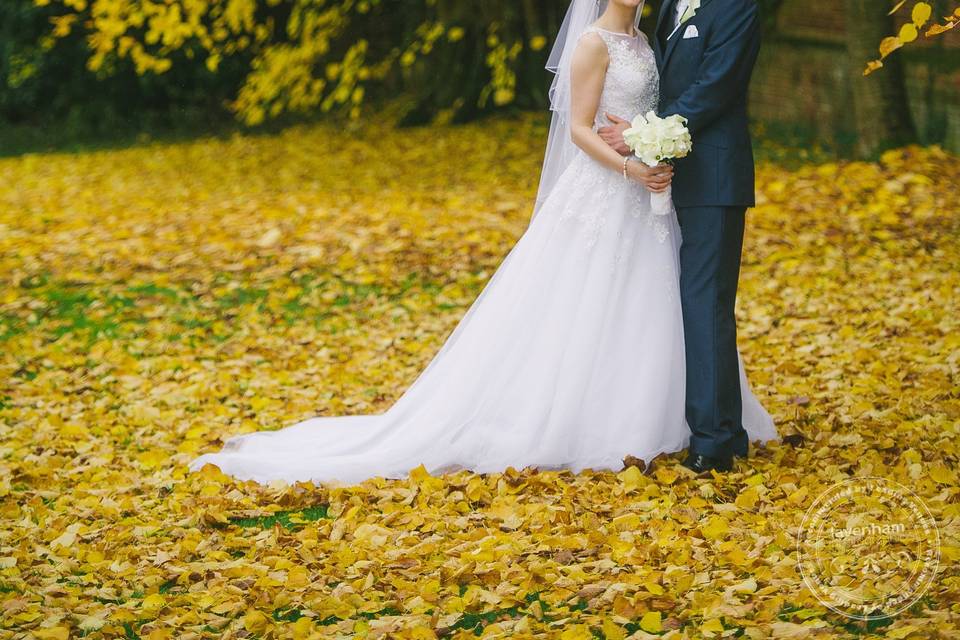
[681,0,701,24]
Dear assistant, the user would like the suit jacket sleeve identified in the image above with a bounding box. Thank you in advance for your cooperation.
[659,0,761,135]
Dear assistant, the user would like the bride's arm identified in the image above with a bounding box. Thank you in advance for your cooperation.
[569,33,672,193]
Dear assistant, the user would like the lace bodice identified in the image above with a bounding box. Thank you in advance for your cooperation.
[580,26,659,128]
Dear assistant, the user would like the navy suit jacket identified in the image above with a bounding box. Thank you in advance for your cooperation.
[654,0,761,208]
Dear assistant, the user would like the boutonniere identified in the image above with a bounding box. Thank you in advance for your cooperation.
[681,0,701,24]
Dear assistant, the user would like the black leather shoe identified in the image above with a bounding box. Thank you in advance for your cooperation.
[682,452,733,473]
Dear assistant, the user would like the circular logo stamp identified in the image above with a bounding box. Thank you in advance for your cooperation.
[797,476,940,620]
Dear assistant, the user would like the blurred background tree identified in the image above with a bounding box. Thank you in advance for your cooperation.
[0,1,251,141]
[846,0,917,157]
[3,0,958,158]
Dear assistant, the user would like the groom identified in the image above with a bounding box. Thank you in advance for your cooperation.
[600,0,762,473]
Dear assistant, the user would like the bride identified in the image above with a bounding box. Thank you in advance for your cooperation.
[188,0,778,486]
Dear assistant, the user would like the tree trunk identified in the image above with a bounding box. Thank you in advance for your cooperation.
[843,0,916,158]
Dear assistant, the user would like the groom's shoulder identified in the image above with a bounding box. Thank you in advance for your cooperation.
[709,0,759,24]
[725,0,758,11]
[712,0,758,12]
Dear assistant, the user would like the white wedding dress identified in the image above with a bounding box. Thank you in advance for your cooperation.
[188,27,777,486]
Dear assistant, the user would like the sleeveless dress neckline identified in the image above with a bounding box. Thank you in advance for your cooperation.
[589,25,640,38]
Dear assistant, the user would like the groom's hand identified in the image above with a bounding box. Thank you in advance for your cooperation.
[598,113,631,156]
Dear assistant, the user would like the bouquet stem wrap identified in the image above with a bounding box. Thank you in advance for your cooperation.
[647,161,673,217]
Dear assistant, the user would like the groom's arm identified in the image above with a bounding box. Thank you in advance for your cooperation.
[659,0,761,135]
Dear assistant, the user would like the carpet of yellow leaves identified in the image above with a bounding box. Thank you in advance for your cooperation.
[1,116,958,638]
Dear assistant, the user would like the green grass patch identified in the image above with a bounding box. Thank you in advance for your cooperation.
[228,505,330,530]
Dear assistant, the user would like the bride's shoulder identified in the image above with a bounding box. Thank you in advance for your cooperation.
[576,27,610,55]
[578,26,604,40]
[572,31,610,72]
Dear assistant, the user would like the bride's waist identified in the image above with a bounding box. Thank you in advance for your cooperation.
[593,106,646,129]
[593,115,619,130]
[566,151,648,192]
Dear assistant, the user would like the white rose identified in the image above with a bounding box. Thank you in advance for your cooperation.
[622,110,692,164]
[634,142,659,166]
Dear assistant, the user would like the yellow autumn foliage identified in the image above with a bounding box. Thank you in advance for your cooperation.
[0,116,958,637]
[32,0,536,124]
[865,1,958,75]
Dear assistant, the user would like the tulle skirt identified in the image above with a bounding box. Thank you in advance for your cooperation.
[188,152,778,485]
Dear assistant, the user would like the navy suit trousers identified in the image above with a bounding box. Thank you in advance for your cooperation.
[676,205,750,458]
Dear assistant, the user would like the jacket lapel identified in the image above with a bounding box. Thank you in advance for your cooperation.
[655,0,679,67]
[660,0,713,71]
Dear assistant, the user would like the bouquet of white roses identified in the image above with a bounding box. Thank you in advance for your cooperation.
[622,111,692,216]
